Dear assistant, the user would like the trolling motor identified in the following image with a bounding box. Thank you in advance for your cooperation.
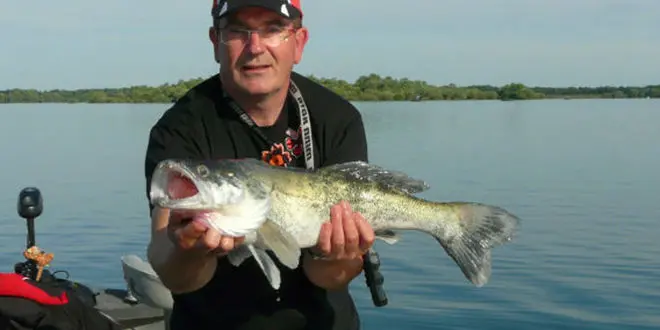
[363,248,388,307]
[14,187,45,280]
[1,187,124,330]
[11,186,99,308]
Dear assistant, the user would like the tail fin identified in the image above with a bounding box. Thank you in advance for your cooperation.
[433,202,520,287]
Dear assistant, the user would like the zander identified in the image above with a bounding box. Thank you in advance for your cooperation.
[149,158,521,290]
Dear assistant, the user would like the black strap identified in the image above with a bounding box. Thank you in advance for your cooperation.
[223,80,315,170]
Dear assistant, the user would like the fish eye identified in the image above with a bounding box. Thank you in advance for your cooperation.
[196,165,210,178]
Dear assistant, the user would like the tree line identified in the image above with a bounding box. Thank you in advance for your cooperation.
[1,73,659,103]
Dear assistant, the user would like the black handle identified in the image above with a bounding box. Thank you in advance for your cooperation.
[16,187,43,280]
[363,248,388,307]
[18,187,43,220]
[17,187,42,249]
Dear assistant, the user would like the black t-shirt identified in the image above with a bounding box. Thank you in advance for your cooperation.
[143,71,369,330]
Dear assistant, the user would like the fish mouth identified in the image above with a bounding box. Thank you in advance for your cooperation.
[149,161,205,210]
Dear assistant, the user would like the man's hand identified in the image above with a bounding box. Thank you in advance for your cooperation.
[303,201,375,290]
[315,201,374,260]
[147,207,245,294]
[167,209,245,256]
[164,173,245,255]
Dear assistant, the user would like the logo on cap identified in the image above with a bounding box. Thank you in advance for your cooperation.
[218,1,228,17]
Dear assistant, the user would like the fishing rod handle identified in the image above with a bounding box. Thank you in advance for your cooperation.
[363,249,388,307]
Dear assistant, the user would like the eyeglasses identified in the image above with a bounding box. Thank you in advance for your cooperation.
[218,25,296,48]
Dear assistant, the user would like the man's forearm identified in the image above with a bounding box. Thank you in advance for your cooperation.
[147,229,217,294]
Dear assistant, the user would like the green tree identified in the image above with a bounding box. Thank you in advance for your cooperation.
[1,75,657,104]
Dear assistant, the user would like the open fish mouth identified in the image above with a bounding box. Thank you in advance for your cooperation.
[149,160,205,210]
[149,159,247,210]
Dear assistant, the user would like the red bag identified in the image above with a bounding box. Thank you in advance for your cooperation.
[0,273,120,330]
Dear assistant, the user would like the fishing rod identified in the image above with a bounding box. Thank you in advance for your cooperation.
[363,248,388,307]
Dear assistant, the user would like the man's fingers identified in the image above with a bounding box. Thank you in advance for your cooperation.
[234,236,246,246]
[166,212,247,256]
[179,219,206,238]
[355,212,375,253]
[201,227,223,250]
[330,203,345,259]
[317,222,332,255]
[168,217,206,249]
[341,202,360,259]
[219,236,235,252]
[209,236,245,256]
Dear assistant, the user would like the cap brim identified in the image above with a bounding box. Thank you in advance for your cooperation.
[214,0,301,20]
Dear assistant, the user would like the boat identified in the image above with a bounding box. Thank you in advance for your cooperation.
[3,187,172,330]
[3,186,389,329]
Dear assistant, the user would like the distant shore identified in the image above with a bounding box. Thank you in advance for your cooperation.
[1,73,658,103]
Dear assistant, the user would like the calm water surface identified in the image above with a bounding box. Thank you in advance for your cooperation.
[1,99,658,329]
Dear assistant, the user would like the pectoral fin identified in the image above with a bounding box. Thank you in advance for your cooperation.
[247,245,281,290]
[375,229,401,245]
[257,219,301,270]
[227,245,252,266]
[226,243,282,289]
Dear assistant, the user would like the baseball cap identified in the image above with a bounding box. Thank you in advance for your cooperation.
[212,0,303,20]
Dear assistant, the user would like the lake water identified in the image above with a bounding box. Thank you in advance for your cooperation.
[0,99,658,330]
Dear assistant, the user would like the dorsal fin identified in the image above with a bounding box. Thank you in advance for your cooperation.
[320,161,430,195]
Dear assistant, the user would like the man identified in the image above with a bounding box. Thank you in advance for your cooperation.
[144,0,375,329]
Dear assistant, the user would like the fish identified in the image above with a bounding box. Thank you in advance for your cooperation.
[149,158,521,290]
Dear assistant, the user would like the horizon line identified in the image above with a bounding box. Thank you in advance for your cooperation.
[2,72,659,92]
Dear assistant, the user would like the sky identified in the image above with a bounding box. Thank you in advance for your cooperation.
[1,0,659,90]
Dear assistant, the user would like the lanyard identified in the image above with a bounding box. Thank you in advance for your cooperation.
[223,80,315,170]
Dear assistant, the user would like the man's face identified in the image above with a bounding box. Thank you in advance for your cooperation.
[210,7,308,97]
